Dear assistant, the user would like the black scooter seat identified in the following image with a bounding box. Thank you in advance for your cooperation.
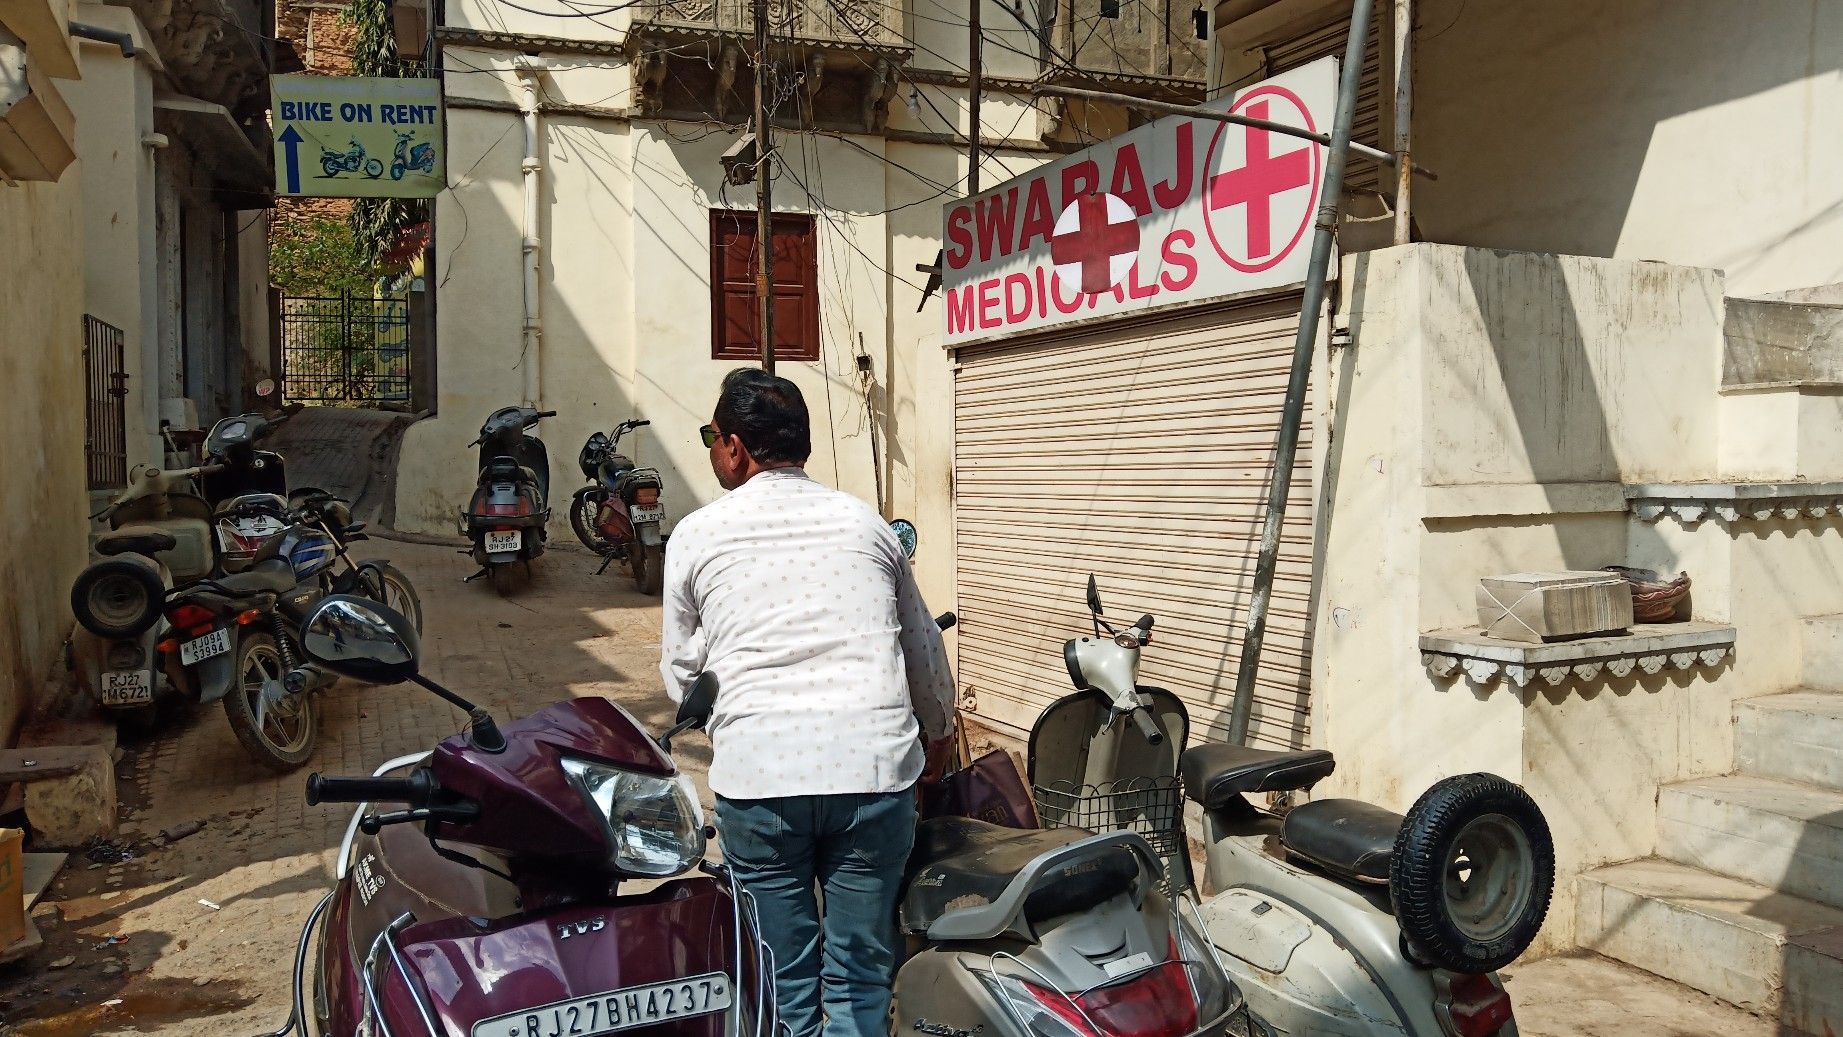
[1179,743,1337,809]
[96,529,177,557]
[1279,799,1402,886]
[482,456,540,485]
[900,817,1139,935]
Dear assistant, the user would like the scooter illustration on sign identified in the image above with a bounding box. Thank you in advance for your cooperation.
[389,131,435,180]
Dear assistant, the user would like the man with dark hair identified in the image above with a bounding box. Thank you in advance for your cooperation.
[662,367,957,1037]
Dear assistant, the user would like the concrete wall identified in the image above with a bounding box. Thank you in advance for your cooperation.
[0,172,91,739]
[394,36,1054,609]
[1407,0,1843,299]
[68,15,164,470]
[1318,243,1843,957]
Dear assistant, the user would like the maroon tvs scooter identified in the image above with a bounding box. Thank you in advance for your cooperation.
[251,594,776,1037]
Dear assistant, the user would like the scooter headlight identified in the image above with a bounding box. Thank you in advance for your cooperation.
[561,758,706,876]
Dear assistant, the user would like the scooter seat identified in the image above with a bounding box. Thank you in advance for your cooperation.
[1279,798,1402,886]
[900,817,1139,935]
[213,557,299,596]
[1179,743,1336,809]
[97,529,178,557]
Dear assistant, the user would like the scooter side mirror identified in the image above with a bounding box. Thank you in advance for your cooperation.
[301,595,421,684]
[1086,574,1104,616]
[661,673,719,753]
[889,519,918,559]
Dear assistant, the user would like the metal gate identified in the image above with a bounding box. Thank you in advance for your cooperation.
[951,296,1316,750]
[83,315,129,489]
[279,292,412,405]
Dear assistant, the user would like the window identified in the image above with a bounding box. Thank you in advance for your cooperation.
[710,210,820,362]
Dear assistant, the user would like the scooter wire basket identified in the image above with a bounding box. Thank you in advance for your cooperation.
[1033,776,1193,895]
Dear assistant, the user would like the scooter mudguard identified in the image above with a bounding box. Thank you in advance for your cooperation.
[71,627,161,712]
[638,521,664,548]
[357,877,762,1037]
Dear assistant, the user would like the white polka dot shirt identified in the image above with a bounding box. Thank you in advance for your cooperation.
[660,468,956,799]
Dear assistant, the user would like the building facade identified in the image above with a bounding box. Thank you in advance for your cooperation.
[391,0,1208,610]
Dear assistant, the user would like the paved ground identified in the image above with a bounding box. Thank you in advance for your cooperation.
[0,538,676,1036]
[0,408,1795,1035]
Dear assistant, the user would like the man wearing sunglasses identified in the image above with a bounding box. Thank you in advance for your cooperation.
[663,367,957,1037]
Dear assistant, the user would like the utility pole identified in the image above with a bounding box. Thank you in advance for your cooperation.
[967,0,981,195]
[753,0,775,373]
[1392,0,1413,245]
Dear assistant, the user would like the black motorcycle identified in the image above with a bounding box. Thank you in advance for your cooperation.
[460,406,555,595]
[569,418,667,595]
[200,412,293,573]
[160,494,421,771]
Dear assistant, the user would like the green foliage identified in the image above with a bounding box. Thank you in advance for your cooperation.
[270,216,378,296]
[343,0,427,268]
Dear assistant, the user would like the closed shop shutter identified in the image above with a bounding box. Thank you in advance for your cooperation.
[951,295,1316,751]
[1261,9,1384,197]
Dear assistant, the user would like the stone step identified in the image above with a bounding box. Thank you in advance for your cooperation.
[1736,691,1843,789]
[1578,858,1843,1034]
[1660,774,1843,909]
[1803,614,1843,691]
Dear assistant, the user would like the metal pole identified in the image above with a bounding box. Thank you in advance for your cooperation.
[1225,0,1373,747]
[967,0,982,195]
[754,0,776,373]
[1392,0,1413,245]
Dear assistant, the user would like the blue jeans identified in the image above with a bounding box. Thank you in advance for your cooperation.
[716,791,918,1037]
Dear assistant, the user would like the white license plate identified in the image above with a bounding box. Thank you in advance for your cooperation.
[629,504,665,523]
[180,628,232,665]
[484,530,522,553]
[101,671,153,706]
[471,973,732,1037]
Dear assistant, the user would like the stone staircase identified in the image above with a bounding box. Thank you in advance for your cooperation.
[1578,615,1843,1034]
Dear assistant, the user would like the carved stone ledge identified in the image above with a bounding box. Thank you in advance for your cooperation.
[1627,482,1843,526]
[1419,623,1737,690]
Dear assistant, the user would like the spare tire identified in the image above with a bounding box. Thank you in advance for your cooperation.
[71,557,166,639]
[1389,773,1553,973]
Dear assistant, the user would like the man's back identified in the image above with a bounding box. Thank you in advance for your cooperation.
[661,469,951,797]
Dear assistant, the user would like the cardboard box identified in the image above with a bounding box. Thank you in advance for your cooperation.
[1477,571,1634,642]
[0,829,24,951]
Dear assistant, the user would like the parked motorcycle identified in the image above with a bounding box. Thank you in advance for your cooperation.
[200,412,293,573]
[389,130,435,181]
[320,138,384,179]
[70,463,225,729]
[461,405,556,595]
[569,418,667,595]
[247,594,778,1037]
[160,500,420,771]
[1056,577,1555,1037]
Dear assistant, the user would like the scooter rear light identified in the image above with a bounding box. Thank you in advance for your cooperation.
[166,604,217,636]
[1439,973,1514,1037]
[634,487,660,505]
[1013,941,1200,1037]
[479,500,532,517]
[236,608,264,626]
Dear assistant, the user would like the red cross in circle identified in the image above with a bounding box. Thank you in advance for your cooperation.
[1049,194,1139,294]
[1207,99,1313,260]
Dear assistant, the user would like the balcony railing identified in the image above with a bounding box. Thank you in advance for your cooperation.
[632,0,907,51]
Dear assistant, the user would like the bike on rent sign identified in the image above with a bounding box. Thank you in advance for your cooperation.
[939,57,1338,348]
[271,74,446,199]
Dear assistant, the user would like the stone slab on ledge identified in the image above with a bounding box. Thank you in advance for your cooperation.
[1628,482,1843,525]
[1420,622,1737,689]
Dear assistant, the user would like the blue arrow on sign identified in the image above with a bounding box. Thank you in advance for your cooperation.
[278,124,303,194]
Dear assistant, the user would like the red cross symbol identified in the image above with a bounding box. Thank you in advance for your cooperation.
[1201,86,1320,274]
[1049,193,1140,294]
[1208,100,1313,259]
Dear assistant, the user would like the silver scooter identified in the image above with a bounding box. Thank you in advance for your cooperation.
[1060,578,1554,1037]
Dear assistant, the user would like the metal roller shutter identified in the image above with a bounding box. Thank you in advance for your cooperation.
[952,295,1315,751]
[1262,9,1384,196]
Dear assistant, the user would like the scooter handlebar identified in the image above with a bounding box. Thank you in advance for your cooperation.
[535,410,558,419]
[1130,707,1164,746]
[935,612,957,631]
[306,770,433,807]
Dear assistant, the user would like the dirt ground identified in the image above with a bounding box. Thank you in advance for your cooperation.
[0,538,682,1036]
[0,538,1787,1036]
